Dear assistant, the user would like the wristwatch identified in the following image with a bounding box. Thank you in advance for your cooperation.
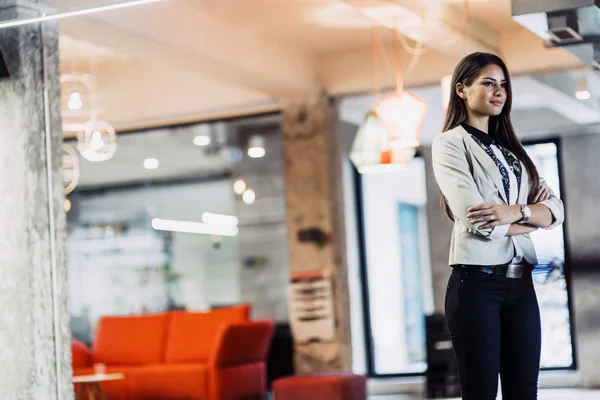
[518,204,531,223]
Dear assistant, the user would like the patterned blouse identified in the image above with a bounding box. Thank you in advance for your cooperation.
[461,123,523,204]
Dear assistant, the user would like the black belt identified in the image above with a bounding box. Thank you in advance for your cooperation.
[457,262,531,278]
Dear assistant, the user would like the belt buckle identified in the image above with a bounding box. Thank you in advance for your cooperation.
[505,264,524,279]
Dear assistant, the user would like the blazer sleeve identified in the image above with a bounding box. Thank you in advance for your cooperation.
[432,133,509,241]
[537,177,564,230]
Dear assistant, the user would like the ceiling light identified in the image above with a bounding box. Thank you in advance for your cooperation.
[77,121,117,162]
[233,179,246,195]
[201,212,239,227]
[576,76,591,100]
[247,135,266,158]
[0,0,162,30]
[152,218,239,237]
[144,158,159,170]
[248,147,266,158]
[576,90,591,100]
[68,91,83,110]
[193,135,211,146]
[242,189,256,205]
[89,131,104,150]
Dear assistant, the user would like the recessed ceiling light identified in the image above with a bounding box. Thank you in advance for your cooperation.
[193,135,211,146]
[233,179,246,194]
[144,158,159,170]
[243,189,256,205]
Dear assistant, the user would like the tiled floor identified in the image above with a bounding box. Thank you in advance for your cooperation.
[369,389,600,399]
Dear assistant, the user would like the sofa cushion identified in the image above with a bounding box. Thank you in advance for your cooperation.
[93,313,169,365]
[72,340,92,369]
[126,364,207,400]
[165,304,250,364]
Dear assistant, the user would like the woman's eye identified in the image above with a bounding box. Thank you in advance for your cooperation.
[483,82,493,87]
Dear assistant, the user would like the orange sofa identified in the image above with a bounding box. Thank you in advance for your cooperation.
[71,304,274,400]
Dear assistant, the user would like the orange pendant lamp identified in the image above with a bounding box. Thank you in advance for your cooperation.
[350,28,427,173]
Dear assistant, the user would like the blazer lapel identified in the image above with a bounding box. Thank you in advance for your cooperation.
[458,126,509,204]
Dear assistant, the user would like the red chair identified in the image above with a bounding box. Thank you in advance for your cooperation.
[272,372,367,400]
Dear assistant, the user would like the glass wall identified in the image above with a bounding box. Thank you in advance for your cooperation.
[66,114,289,343]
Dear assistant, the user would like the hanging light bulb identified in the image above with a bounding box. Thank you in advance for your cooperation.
[89,131,104,150]
[350,91,427,174]
[77,121,117,162]
[68,91,83,110]
[350,28,427,173]
[242,188,256,204]
[233,178,246,195]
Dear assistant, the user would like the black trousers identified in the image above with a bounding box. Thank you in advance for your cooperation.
[445,266,542,400]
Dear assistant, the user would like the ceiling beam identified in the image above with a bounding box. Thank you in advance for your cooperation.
[73,1,319,97]
[344,0,500,55]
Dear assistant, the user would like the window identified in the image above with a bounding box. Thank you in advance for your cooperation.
[354,157,434,376]
[525,140,575,369]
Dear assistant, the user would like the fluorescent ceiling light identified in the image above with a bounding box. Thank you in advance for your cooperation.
[0,0,162,30]
[201,212,239,227]
[152,218,239,237]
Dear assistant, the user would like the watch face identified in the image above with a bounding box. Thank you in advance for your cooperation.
[524,206,532,218]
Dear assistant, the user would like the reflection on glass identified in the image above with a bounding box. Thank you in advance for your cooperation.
[66,115,289,344]
[525,142,574,369]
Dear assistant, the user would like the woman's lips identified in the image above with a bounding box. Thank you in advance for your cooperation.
[490,101,504,107]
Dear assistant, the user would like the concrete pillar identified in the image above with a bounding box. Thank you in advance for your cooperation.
[0,2,72,398]
[281,94,352,373]
[562,133,600,388]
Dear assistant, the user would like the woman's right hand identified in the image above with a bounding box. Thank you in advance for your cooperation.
[532,185,551,203]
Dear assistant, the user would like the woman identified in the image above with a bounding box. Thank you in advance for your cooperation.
[431,52,565,400]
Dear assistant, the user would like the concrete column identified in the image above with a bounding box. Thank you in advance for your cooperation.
[561,133,600,388]
[281,94,352,373]
[0,2,72,399]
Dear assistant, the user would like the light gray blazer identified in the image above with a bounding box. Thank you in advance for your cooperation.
[431,125,565,266]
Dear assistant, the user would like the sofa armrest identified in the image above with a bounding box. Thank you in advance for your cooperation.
[208,320,275,368]
[71,340,93,369]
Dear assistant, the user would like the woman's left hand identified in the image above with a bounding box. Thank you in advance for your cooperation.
[466,204,522,229]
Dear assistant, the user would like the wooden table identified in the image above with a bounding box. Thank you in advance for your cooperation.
[73,373,124,400]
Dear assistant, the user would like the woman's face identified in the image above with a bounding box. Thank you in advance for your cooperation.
[458,64,507,117]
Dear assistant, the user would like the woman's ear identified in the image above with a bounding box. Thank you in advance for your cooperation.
[456,82,466,99]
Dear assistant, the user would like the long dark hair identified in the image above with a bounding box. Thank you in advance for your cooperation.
[440,52,540,221]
